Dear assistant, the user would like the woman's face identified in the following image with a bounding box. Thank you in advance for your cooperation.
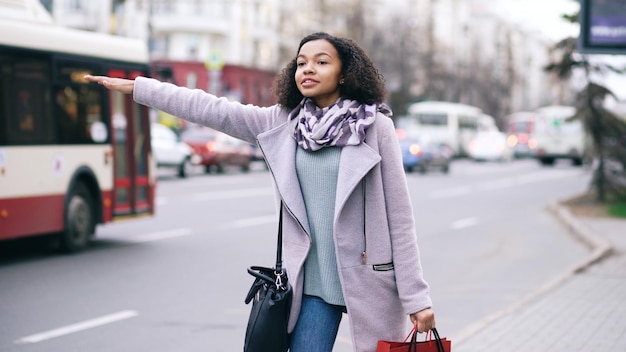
[295,39,343,108]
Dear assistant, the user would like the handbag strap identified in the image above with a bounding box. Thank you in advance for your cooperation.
[275,201,284,272]
[361,178,367,264]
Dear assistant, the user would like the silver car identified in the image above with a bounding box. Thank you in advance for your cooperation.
[151,123,194,178]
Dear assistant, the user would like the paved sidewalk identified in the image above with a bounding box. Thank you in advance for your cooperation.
[454,198,626,352]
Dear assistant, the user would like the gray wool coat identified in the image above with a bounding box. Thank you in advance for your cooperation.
[134,77,433,352]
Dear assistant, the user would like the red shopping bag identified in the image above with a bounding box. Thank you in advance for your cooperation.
[376,324,451,352]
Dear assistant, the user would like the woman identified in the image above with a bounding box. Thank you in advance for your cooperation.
[86,31,435,352]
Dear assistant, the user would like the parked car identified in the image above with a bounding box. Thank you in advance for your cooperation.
[180,127,253,173]
[150,123,194,178]
[467,130,514,162]
[250,143,269,169]
[395,121,451,174]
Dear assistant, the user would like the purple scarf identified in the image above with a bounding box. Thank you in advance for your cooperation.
[289,97,392,151]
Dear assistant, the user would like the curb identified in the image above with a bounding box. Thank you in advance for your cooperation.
[453,197,613,346]
[547,200,614,270]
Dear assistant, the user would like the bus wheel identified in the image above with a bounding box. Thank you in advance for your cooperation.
[60,184,94,252]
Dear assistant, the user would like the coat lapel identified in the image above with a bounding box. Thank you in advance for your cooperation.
[334,143,380,218]
[257,119,382,233]
[257,122,310,235]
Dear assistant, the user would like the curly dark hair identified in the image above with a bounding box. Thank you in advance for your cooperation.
[274,32,387,109]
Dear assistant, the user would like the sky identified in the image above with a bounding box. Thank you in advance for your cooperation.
[491,0,626,102]
[489,0,580,41]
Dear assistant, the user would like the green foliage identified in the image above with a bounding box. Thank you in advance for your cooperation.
[561,13,577,24]
[563,0,579,24]
[608,202,626,218]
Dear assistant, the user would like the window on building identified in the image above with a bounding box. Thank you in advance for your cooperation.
[149,36,169,58]
[186,72,197,89]
[67,0,85,11]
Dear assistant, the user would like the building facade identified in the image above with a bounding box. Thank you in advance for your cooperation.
[40,0,572,115]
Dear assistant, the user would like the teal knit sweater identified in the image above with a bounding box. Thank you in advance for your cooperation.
[295,146,345,306]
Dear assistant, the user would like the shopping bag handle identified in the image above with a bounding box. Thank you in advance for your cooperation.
[430,328,446,352]
[405,323,446,352]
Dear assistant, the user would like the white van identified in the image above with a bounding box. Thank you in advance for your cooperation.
[405,101,484,157]
[533,105,585,166]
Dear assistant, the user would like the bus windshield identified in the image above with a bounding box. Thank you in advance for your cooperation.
[509,121,533,134]
[415,113,448,126]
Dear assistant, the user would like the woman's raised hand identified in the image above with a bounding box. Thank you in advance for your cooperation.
[84,75,135,94]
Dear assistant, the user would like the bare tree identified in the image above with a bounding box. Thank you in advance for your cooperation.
[573,82,626,202]
[545,20,626,201]
[362,13,424,116]
[310,0,526,126]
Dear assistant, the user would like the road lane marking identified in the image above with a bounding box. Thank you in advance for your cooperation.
[451,217,479,230]
[428,170,579,200]
[224,215,278,229]
[180,177,250,188]
[516,170,577,184]
[15,310,138,344]
[193,187,273,201]
[223,215,277,229]
[478,178,515,191]
[428,186,473,199]
[131,228,193,243]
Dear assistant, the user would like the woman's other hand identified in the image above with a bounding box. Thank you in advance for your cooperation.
[84,75,135,94]
[410,308,435,333]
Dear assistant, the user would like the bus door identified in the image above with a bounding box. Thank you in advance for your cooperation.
[109,69,152,218]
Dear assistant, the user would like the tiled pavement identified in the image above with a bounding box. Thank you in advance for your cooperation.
[454,201,626,352]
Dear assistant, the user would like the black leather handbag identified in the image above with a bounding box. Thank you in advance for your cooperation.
[243,202,292,352]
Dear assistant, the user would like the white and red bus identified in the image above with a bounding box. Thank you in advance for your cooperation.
[0,3,155,251]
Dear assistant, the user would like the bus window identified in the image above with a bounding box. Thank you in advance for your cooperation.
[458,115,478,130]
[509,121,533,134]
[1,57,55,145]
[54,62,105,145]
[0,56,8,144]
[54,85,104,144]
[416,113,447,126]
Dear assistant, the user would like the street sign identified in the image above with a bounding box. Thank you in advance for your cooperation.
[205,50,224,71]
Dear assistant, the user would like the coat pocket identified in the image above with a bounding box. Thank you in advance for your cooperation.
[372,262,394,271]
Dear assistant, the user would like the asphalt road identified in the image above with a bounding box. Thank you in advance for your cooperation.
[0,158,591,352]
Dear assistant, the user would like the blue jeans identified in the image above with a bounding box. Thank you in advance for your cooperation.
[289,295,345,352]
